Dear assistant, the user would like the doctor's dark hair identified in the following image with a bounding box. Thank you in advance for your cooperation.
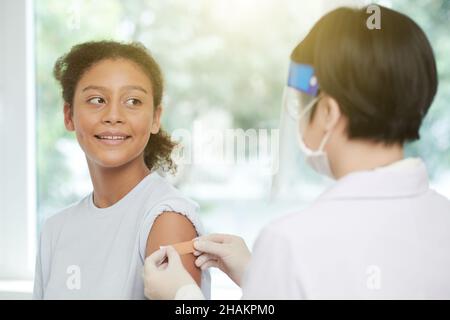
[53,41,177,173]
[291,5,438,144]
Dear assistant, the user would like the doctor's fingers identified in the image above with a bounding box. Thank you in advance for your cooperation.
[144,247,168,271]
[194,239,231,257]
[194,254,220,270]
[158,262,168,270]
[200,259,219,271]
[194,250,202,257]
[195,253,218,267]
[165,246,183,266]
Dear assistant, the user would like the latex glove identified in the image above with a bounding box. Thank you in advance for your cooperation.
[143,245,198,300]
[193,234,251,287]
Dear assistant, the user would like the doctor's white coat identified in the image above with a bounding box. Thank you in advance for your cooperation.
[242,158,450,299]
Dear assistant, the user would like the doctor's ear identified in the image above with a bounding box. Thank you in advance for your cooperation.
[316,95,342,132]
[151,105,163,134]
[63,102,75,131]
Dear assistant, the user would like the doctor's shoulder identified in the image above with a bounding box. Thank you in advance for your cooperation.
[426,187,450,211]
[258,204,330,244]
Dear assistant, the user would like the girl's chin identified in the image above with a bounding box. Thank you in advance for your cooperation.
[88,154,138,169]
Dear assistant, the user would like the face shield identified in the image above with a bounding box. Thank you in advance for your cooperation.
[271,62,320,199]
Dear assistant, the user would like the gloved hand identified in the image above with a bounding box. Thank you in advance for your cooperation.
[143,245,198,300]
[193,234,251,287]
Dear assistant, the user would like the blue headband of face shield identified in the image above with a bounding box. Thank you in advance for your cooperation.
[287,62,319,97]
[284,62,320,120]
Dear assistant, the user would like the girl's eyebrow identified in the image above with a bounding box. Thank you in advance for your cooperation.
[82,85,109,92]
[82,85,148,94]
[122,85,149,94]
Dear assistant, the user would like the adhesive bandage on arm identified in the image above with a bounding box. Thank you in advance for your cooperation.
[160,240,195,256]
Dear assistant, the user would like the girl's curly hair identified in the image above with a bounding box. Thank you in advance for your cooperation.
[53,40,177,173]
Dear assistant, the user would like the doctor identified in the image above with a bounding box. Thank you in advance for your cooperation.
[144,5,450,299]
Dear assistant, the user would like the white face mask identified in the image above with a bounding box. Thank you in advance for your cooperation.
[296,97,335,179]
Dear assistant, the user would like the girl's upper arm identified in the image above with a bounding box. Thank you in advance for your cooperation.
[145,211,201,286]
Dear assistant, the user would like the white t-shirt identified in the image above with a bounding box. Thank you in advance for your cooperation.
[33,171,210,300]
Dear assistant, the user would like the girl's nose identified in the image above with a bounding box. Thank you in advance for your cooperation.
[102,101,125,124]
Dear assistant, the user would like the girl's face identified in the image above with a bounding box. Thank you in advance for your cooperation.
[64,58,161,168]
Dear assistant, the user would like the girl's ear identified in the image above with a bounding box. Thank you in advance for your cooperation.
[63,102,75,131]
[151,105,163,134]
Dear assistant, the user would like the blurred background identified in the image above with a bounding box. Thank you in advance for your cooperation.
[0,0,449,299]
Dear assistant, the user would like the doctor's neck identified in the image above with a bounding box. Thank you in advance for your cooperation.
[328,140,404,179]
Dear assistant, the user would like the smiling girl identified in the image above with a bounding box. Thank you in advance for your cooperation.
[33,41,210,299]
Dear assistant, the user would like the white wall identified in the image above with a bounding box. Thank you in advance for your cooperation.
[0,0,36,298]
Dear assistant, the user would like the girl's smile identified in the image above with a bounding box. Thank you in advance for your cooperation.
[94,130,132,146]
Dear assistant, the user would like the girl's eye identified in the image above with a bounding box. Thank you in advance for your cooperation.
[125,98,142,106]
[87,97,106,105]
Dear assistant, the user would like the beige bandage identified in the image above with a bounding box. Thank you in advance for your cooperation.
[172,240,195,255]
